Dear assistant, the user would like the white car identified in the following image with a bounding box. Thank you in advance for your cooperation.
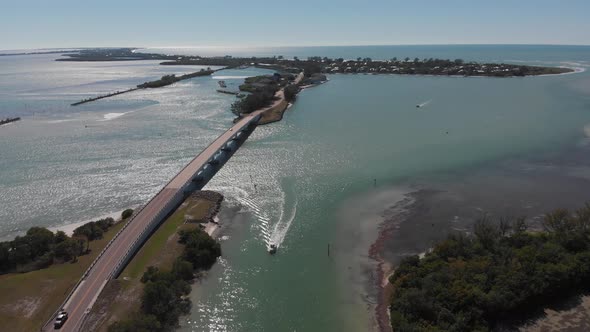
[54,311,68,329]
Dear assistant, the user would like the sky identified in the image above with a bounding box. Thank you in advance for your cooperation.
[1,0,590,50]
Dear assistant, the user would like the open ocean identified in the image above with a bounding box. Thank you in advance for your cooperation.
[1,45,590,331]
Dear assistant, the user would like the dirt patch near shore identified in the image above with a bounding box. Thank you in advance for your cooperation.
[520,295,590,332]
[258,99,289,125]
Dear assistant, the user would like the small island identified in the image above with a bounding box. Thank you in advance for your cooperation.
[160,54,573,77]
[229,71,306,125]
[59,48,574,78]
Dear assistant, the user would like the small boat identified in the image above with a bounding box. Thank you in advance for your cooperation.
[268,244,277,254]
[416,104,421,108]
[218,80,227,88]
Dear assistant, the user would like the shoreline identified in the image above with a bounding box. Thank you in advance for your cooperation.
[327,65,582,79]
[367,194,415,332]
[370,135,590,332]
[71,69,218,106]
[333,186,411,332]
[48,206,141,237]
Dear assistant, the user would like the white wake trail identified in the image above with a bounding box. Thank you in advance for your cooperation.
[270,196,298,248]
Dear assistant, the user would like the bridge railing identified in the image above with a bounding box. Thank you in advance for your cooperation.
[106,115,263,279]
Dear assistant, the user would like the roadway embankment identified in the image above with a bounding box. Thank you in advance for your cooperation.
[80,192,222,332]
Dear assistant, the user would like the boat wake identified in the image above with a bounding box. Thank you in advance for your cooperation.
[99,111,133,121]
[236,195,274,246]
[212,76,250,80]
[226,181,297,252]
[47,119,77,124]
[416,100,431,108]
[269,195,297,249]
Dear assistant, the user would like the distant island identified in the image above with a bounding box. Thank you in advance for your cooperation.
[1,50,79,57]
[58,48,573,77]
[56,48,175,62]
[58,47,575,126]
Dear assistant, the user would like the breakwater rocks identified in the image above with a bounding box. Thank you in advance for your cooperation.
[71,70,216,106]
[0,117,21,126]
[137,70,214,89]
[186,191,224,224]
[71,88,138,106]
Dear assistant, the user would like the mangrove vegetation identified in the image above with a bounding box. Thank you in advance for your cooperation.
[108,227,221,332]
[389,205,590,331]
[0,216,122,274]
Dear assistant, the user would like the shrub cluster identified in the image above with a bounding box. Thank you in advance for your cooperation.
[283,84,299,102]
[108,228,221,332]
[389,205,590,331]
[73,217,114,241]
[0,227,86,274]
[231,85,278,115]
[0,217,119,274]
[137,69,214,89]
[121,209,134,220]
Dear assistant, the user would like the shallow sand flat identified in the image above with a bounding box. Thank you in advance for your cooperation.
[521,295,590,332]
[376,140,590,331]
[333,186,410,332]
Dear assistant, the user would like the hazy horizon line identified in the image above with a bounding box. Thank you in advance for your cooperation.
[2,43,590,53]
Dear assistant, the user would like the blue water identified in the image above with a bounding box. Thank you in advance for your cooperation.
[1,45,590,331]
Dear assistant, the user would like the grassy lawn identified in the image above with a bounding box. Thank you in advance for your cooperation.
[0,220,126,332]
[86,196,214,332]
[121,198,212,279]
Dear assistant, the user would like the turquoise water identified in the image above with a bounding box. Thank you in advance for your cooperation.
[1,46,590,331]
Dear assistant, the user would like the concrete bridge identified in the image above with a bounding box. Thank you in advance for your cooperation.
[43,110,264,332]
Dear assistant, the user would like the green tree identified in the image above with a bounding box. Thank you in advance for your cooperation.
[141,280,189,328]
[122,209,134,219]
[284,84,299,102]
[25,227,54,259]
[54,230,68,244]
[172,259,194,281]
[54,238,83,262]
